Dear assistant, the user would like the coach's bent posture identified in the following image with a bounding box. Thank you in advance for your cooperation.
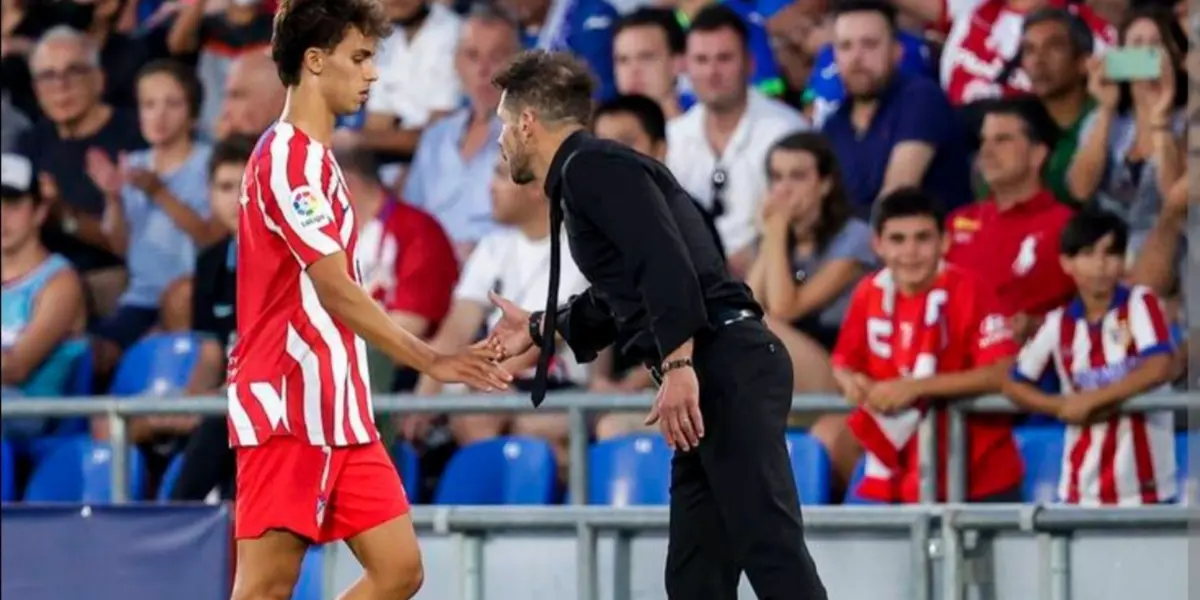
[487,50,827,600]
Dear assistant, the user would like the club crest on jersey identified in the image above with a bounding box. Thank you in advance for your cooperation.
[290,186,333,230]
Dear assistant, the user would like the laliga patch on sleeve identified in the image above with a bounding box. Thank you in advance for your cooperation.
[289,186,334,230]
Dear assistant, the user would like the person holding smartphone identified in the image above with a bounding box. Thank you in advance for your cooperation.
[1065,5,1186,265]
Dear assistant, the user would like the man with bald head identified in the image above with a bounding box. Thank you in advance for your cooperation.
[214,51,286,140]
[18,26,145,317]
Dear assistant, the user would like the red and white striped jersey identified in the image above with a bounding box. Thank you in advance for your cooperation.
[226,122,378,448]
[1012,284,1176,505]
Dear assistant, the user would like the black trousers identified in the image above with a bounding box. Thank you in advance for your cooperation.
[169,416,235,501]
[665,320,827,600]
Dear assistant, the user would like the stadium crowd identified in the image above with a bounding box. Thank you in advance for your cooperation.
[0,0,1192,505]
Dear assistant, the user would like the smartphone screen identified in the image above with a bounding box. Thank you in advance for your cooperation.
[1104,47,1162,81]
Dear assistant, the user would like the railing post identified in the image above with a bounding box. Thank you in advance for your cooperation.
[458,533,485,600]
[941,506,964,600]
[946,407,966,503]
[910,515,933,600]
[576,521,598,600]
[612,531,633,600]
[1048,535,1071,600]
[107,402,129,504]
[917,407,938,504]
[567,406,589,505]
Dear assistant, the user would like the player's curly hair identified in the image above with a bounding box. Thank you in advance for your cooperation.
[271,0,390,87]
[492,50,596,127]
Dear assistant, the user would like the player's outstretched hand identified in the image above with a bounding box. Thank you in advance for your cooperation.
[487,290,535,358]
[428,346,513,392]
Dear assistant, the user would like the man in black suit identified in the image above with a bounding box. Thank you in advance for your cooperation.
[486,50,827,600]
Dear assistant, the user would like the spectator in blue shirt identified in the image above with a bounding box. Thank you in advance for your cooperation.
[821,1,972,220]
[672,0,785,106]
[805,28,934,126]
[504,0,620,99]
[86,61,220,381]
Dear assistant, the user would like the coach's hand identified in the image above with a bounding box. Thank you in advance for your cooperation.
[487,291,535,358]
[429,346,513,392]
[646,367,704,451]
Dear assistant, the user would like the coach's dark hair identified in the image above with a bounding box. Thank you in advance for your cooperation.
[594,94,667,143]
[271,0,390,87]
[333,146,382,186]
[871,187,945,234]
[982,95,1060,149]
[832,0,899,35]
[615,8,686,55]
[688,4,749,49]
[137,59,203,120]
[492,50,596,127]
[208,134,256,180]
[1059,207,1128,257]
[766,132,853,252]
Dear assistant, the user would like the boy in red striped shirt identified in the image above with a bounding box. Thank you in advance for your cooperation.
[1004,209,1178,505]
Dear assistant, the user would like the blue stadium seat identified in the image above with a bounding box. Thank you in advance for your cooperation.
[1176,432,1193,504]
[291,545,324,600]
[843,456,883,505]
[157,453,187,501]
[110,333,203,396]
[390,442,421,503]
[786,432,832,505]
[588,434,673,506]
[68,345,95,397]
[24,436,145,502]
[434,437,557,505]
[1,438,13,502]
[1015,426,1065,503]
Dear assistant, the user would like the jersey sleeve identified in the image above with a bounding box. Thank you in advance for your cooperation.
[966,280,1017,366]
[1010,310,1060,388]
[1128,286,1173,357]
[831,278,873,372]
[262,135,345,267]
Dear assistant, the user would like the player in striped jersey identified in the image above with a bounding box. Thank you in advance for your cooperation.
[1004,209,1178,505]
[228,1,512,599]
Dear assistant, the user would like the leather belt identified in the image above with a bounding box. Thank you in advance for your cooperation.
[646,308,759,385]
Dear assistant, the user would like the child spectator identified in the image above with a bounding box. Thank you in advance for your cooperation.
[1004,208,1177,505]
[832,188,1023,503]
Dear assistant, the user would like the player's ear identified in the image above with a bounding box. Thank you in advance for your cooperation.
[303,47,326,76]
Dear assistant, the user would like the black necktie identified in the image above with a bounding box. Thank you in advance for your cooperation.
[530,197,563,408]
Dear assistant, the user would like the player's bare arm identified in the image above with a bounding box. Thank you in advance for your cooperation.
[307,251,512,391]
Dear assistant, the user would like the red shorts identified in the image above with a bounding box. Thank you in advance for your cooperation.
[234,436,409,543]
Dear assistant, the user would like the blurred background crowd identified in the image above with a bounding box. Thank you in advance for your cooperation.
[0,0,1193,505]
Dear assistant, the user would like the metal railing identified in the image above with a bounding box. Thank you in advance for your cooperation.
[1,391,1195,600]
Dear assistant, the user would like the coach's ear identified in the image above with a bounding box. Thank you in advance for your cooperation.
[303,47,326,76]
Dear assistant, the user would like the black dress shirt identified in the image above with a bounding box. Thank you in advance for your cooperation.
[545,131,759,367]
[192,236,238,350]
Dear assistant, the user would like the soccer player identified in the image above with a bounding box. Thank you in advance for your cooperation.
[1004,209,1178,505]
[831,188,1023,503]
[228,1,513,598]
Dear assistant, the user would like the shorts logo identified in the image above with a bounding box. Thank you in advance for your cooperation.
[316,493,328,527]
[290,186,333,230]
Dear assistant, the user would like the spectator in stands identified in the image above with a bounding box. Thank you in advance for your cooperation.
[337,146,459,391]
[1005,209,1178,505]
[0,152,87,440]
[166,0,273,136]
[166,135,256,502]
[822,1,972,221]
[213,51,285,140]
[87,60,217,382]
[20,26,145,317]
[833,188,1023,503]
[666,5,807,277]
[1017,8,1097,206]
[402,157,590,470]
[611,8,686,120]
[946,99,1076,341]
[665,0,785,100]
[1067,7,1186,257]
[0,91,31,153]
[348,0,461,164]
[403,4,520,261]
[79,0,154,110]
[500,0,619,99]
[1130,175,1187,299]
[746,132,877,488]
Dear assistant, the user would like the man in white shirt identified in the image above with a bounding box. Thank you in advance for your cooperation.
[400,158,590,466]
[666,5,808,277]
[341,0,462,163]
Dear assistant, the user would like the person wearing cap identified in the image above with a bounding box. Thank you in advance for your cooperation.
[0,152,88,440]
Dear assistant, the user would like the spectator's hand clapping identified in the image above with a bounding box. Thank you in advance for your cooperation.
[85,148,124,200]
[123,160,166,198]
[1087,57,1120,110]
